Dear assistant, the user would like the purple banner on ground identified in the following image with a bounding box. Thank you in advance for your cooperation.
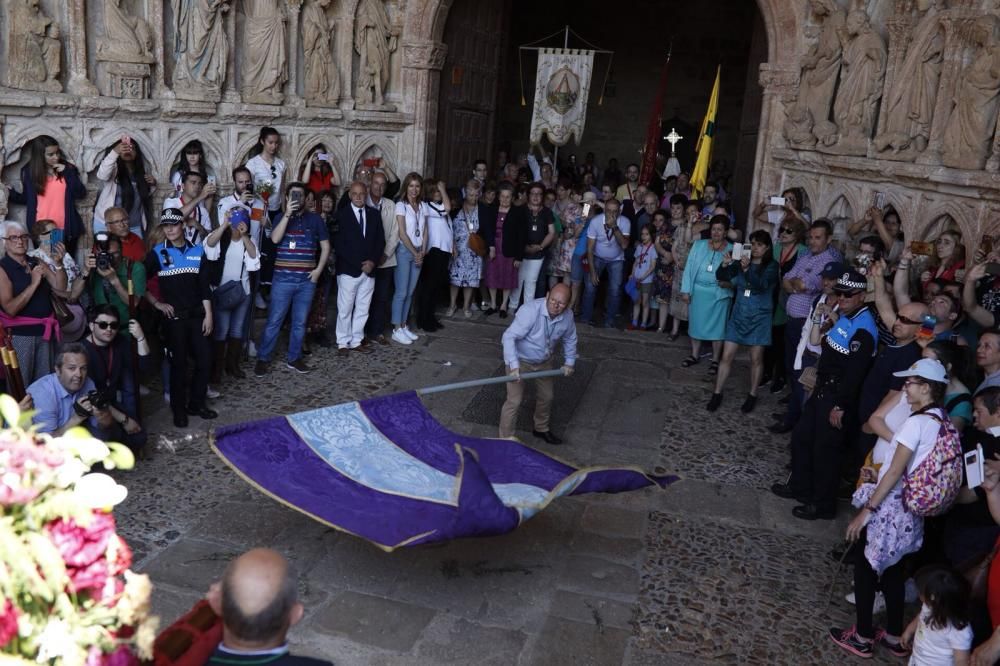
[212,391,677,551]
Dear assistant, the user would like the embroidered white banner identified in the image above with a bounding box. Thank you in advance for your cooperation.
[529,48,595,147]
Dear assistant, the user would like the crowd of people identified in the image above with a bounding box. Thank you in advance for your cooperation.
[8,129,1000,661]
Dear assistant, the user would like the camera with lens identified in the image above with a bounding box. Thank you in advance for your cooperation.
[94,231,112,271]
[87,387,114,411]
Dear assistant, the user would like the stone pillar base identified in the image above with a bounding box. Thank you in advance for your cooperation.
[97,60,152,99]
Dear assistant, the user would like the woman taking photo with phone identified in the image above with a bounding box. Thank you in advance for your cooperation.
[8,136,87,255]
[706,230,778,412]
[170,140,215,194]
[93,136,156,237]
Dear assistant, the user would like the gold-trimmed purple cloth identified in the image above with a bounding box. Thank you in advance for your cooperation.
[212,391,676,551]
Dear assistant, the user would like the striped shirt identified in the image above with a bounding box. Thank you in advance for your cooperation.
[784,246,842,319]
[273,212,328,282]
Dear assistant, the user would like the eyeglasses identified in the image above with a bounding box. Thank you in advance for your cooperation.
[778,227,794,235]
[94,320,120,330]
[896,315,922,325]
[3,235,30,244]
[903,379,927,388]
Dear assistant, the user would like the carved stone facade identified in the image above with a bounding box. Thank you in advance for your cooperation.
[0,0,441,236]
[1,0,997,248]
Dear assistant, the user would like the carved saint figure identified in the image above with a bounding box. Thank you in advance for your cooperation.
[6,0,62,92]
[99,0,154,61]
[241,0,288,104]
[354,0,398,106]
[820,9,887,153]
[303,0,340,106]
[783,0,846,148]
[942,18,1000,170]
[172,0,230,98]
[874,0,945,155]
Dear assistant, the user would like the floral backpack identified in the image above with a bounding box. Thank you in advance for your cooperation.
[902,408,963,517]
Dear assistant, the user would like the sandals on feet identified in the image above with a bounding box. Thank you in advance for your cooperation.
[681,355,699,368]
[708,360,720,376]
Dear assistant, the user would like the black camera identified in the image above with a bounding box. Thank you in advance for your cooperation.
[87,388,114,411]
[94,231,112,271]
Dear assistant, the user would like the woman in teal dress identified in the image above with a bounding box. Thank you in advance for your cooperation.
[680,215,733,374]
[706,230,779,413]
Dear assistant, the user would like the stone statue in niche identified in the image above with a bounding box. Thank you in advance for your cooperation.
[783,0,846,148]
[303,0,340,106]
[98,0,155,62]
[172,0,231,101]
[874,0,945,157]
[241,0,288,105]
[6,0,62,92]
[354,0,398,108]
[942,17,1000,170]
[817,8,887,155]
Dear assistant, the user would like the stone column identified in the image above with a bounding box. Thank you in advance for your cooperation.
[751,64,800,208]
[66,0,99,95]
[399,40,446,173]
[148,0,168,96]
[919,13,967,165]
[223,1,239,101]
[285,0,303,104]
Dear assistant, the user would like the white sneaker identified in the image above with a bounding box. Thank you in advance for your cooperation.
[391,329,412,345]
[248,340,257,358]
[255,293,267,309]
[138,385,150,396]
[164,392,170,405]
[206,386,221,399]
[845,591,886,614]
[402,327,418,341]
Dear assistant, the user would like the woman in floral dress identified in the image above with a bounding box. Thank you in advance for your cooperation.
[448,184,484,318]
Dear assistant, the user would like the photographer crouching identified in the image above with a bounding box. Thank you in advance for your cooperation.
[81,304,149,430]
[27,342,146,453]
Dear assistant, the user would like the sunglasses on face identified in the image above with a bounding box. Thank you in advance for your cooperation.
[896,315,923,325]
[778,227,794,235]
[94,320,120,330]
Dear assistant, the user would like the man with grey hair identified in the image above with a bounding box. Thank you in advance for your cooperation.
[334,180,385,354]
[206,548,331,664]
[364,171,398,345]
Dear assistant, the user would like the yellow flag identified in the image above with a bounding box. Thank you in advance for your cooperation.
[691,66,720,200]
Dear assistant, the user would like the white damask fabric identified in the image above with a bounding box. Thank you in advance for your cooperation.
[529,49,595,147]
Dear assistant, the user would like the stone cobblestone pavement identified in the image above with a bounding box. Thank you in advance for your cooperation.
[114,310,902,664]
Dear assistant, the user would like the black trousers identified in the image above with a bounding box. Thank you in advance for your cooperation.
[164,316,210,417]
[366,265,394,338]
[416,248,450,328]
[789,384,853,514]
[854,528,906,638]
[764,322,787,381]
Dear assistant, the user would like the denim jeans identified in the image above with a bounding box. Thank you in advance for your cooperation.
[257,277,316,363]
[391,245,420,326]
[213,289,251,341]
[581,257,624,325]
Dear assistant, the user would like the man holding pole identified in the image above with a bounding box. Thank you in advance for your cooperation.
[500,283,577,444]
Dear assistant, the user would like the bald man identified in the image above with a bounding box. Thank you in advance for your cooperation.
[333,180,385,353]
[500,283,578,444]
[207,548,331,665]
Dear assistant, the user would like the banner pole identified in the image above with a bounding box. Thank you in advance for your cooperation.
[416,369,565,396]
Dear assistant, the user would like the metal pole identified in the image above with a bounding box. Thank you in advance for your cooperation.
[551,26,570,171]
[416,369,565,396]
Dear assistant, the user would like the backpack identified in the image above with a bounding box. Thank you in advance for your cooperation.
[902,408,964,517]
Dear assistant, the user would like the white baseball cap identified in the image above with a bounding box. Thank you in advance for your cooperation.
[893,358,948,384]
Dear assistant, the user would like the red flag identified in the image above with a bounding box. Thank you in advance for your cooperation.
[639,55,672,186]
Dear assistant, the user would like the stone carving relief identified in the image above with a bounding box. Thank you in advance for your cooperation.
[941,17,1000,170]
[241,0,288,105]
[817,8,887,155]
[6,0,62,92]
[873,0,945,158]
[302,0,340,106]
[354,0,399,109]
[783,0,845,148]
[98,0,155,62]
[172,0,231,102]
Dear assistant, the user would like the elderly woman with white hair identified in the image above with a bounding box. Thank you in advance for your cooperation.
[0,220,67,382]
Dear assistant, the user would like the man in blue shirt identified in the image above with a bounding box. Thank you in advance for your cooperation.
[500,283,577,444]
[28,342,138,443]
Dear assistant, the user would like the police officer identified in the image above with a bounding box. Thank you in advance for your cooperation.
[771,268,877,520]
[144,208,220,428]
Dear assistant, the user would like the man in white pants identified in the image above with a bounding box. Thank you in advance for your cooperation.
[334,181,385,355]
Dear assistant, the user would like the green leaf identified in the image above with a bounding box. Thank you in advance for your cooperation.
[0,394,20,428]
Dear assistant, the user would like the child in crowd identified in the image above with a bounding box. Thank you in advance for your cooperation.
[901,566,972,665]
[628,224,657,331]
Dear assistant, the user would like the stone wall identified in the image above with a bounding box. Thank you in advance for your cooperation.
[0,0,448,232]
[756,0,1000,247]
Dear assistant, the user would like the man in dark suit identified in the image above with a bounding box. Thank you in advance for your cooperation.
[206,549,332,665]
[334,180,385,355]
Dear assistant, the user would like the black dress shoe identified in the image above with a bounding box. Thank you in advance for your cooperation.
[484,308,496,316]
[768,422,794,434]
[532,430,563,445]
[433,319,445,329]
[792,504,836,520]
[770,482,805,501]
[740,395,757,413]
[186,405,218,419]
[173,413,189,428]
[757,373,772,389]
[706,392,723,412]
[770,378,786,393]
